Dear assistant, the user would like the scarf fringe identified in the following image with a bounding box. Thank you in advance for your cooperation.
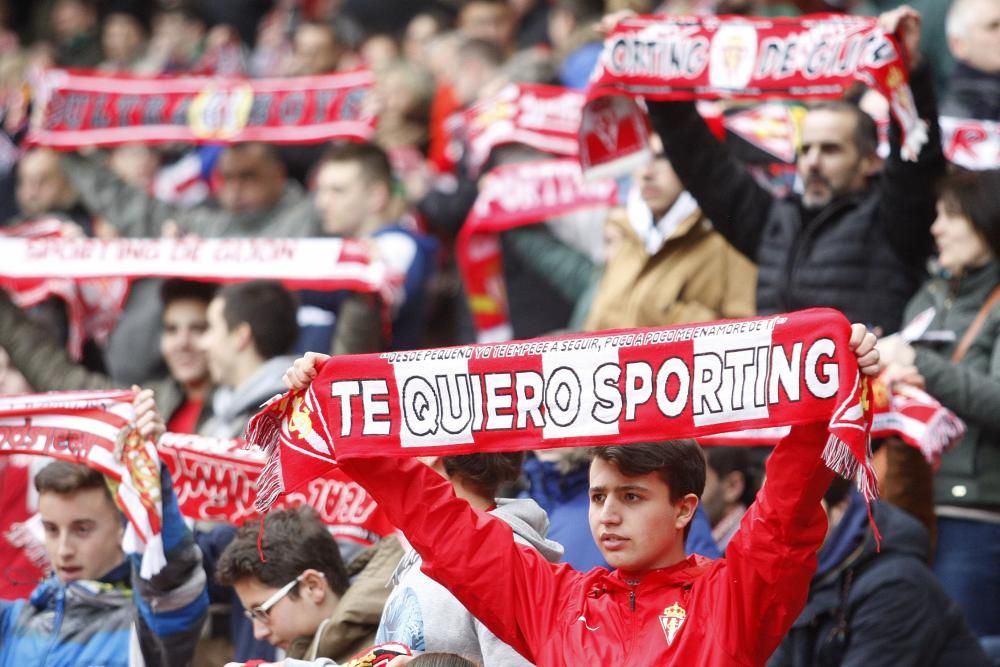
[919,410,965,467]
[823,432,881,549]
[244,413,285,515]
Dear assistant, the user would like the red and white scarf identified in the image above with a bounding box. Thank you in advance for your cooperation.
[699,377,964,467]
[157,433,394,547]
[0,220,129,360]
[462,83,584,175]
[0,390,166,578]
[247,309,877,512]
[581,14,928,178]
[0,234,391,352]
[458,158,618,342]
[28,69,375,149]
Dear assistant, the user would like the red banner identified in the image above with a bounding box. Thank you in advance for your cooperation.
[29,69,375,149]
[463,83,584,175]
[582,14,928,177]
[457,159,618,341]
[157,434,394,547]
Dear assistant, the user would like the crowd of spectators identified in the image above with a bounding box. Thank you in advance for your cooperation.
[1,0,999,665]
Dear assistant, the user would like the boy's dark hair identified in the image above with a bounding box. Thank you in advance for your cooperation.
[806,100,879,158]
[591,440,706,539]
[319,141,393,191]
[705,446,757,508]
[35,461,111,499]
[442,452,525,499]
[160,279,217,308]
[409,653,479,667]
[216,506,349,597]
[218,280,299,360]
[938,168,1000,258]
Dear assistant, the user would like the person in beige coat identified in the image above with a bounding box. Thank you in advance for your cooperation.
[585,136,757,331]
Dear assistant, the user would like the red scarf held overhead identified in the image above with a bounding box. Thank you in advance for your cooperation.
[0,390,166,578]
[581,14,929,178]
[28,68,375,149]
[699,377,965,468]
[247,309,876,513]
[457,158,618,342]
[462,83,585,176]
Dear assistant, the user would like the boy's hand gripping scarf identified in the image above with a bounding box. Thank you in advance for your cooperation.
[0,390,166,578]
[248,308,876,513]
[581,14,929,178]
[28,68,375,148]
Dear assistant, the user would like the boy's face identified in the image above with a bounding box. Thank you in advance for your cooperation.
[39,488,125,582]
[588,458,690,574]
[232,576,328,651]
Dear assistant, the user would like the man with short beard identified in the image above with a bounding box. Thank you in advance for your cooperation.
[645,7,944,334]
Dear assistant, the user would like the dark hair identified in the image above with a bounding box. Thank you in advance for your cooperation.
[823,475,854,508]
[592,440,706,538]
[938,168,1000,258]
[35,461,111,498]
[216,506,349,596]
[555,0,605,22]
[705,446,756,508]
[221,141,285,168]
[806,100,879,157]
[409,654,479,667]
[442,452,525,499]
[160,279,217,309]
[318,141,393,191]
[457,37,505,68]
[218,280,299,359]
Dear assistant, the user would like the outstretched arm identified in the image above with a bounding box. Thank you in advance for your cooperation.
[645,100,775,262]
[284,355,579,662]
[877,7,945,270]
[720,325,880,664]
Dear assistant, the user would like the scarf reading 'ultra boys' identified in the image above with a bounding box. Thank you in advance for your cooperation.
[28,69,374,148]
[248,309,876,512]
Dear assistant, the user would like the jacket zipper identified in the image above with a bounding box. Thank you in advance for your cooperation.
[629,590,636,611]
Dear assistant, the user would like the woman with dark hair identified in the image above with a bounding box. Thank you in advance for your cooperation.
[877,168,1000,643]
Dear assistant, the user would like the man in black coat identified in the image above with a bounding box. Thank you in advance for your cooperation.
[768,479,990,667]
[646,7,945,334]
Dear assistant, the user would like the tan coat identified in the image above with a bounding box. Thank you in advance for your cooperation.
[585,207,757,331]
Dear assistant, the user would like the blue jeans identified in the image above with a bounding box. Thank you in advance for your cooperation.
[933,516,1000,637]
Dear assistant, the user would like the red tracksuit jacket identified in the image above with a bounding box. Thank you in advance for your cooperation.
[340,423,834,666]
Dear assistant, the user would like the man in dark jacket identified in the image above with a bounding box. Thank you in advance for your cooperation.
[769,479,990,667]
[941,0,1000,120]
[647,7,945,334]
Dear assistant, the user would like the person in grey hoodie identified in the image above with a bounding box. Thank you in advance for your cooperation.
[196,280,300,439]
[376,452,563,666]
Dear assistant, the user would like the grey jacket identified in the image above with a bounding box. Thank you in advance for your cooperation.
[61,153,320,239]
[200,355,297,439]
[904,261,1000,508]
[376,498,563,666]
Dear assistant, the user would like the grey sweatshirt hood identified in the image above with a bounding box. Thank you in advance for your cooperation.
[494,497,564,563]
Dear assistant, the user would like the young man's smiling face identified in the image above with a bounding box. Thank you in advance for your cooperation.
[588,458,695,574]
